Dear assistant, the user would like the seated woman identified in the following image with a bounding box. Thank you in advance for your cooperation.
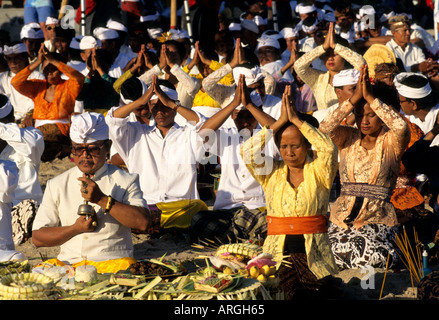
[11,43,84,161]
[319,65,411,270]
[241,85,339,300]
[294,21,366,111]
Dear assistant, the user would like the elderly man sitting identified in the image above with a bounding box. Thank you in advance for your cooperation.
[32,112,149,274]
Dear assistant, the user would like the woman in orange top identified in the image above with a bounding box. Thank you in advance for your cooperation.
[12,43,84,161]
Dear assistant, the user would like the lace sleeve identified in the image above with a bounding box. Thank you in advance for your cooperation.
[319,100,357,150]
[293,45,326,89]
[202,63,236,107]
[334,43,366,70]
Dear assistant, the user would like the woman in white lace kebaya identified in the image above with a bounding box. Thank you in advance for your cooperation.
[294,22,366,111]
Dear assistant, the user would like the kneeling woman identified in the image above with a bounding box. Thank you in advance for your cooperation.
[319,66,411,270]
[241,86,339,299]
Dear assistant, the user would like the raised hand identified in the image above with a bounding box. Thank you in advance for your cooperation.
[229,38,246,68]
[361,65,375,104]
[240,74,252,108]
[349,65,365,106]
[159,44,168,70]
[322,22,335,51]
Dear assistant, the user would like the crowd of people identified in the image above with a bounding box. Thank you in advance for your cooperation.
[1,0,439,299]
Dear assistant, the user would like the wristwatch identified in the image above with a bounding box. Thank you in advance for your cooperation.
[173,100,182,111]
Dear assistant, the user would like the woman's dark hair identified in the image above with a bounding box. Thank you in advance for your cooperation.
[372,84,400,111]
[162,40,186,60]
[399,74,438,110]
[198,42,220,62]
[274,113,318,148]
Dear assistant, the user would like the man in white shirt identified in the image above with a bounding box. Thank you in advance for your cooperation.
[0,94,44,245]
[0,159,27,262]
[32,112,149,273]
[394,72,439,147]
[0,43,45,124]
[106,76,207,236]
[191,75,277,243]
[94,27,136,79]
[386,15,437,74]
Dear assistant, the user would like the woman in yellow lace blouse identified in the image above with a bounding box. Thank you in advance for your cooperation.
[241,85,339,299]
[294,22,365,110]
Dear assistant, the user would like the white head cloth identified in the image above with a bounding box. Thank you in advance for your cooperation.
[3,43,27,55]
[94,28,119,41]
[170,29,189,40]
[106,19,128,33]
[302,20,318,33]
[46,17,58,25]
[241,19,259,34]
[0,96,12,119]
[140,12,160,23]
[256,37,280,51]
[229,22,242,31]
[151,86,179,101]
[280,27,298,39]
[380,11,395,23]
[20,24,44,39]
[254,15,267,26]
[147,28,163,39]
[79,36,101,50]
[70,112,109,144]
[332,69,360,87]
[296,3,316,14]
[394,72,432,99]
[70,36,83,49]
[232,66,264,86]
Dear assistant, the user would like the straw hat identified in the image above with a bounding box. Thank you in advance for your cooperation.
[363,44,396,79]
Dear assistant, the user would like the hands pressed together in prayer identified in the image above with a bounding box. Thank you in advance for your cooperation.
[229,38,248,68]
[349,64,375,106]
[322,22,336,52]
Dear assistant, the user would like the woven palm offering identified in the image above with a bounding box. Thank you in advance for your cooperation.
[363,44,397,79]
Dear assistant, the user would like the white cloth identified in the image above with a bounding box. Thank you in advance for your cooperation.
[205,126,275,210]
[32,163,146,264]
[0,159,26,262]
[394,72,432,99]
[0,70,45,122]
[106,108,206,204]
[0,99,12,119]
[106,19,127,33]
[280,27,298,39]
[79,36,101,50]
[232,66,264,86]
[386,39,426,72]
[261,60,294,81]
[109,50,137,79]
[312,102,339,123]
[20,24,44,39]
[70,112,109,144]
[404,104,439,147]
[67,60,88,76]
[94,27,119,41]
[3,44,27,55]
[0,123,44,205]
[241,19,259,34]
[256,37,281,50]
[45,17,58,25]
[332,69,360,87]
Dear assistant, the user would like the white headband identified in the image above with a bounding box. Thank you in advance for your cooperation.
[3,43,27,55]
[256,37,280,50]
[280,27,298,39]
[94,28,119,40]
[46,17,58,25]
[79,36,101,50]
[140,12,160,23]
[147,28,163,39]
[394,73,432,99]
[0,98,13,119]
[232,66,264,86]
[296,4,316,14]
[332,69,360,87]
[229,22,242,31]
[170,29,189,40]
[70,112,109,144]
[106,19,128,33]
[70,36,83,49]
[302,20,318,33]
[151,85,179,101]
[20,24,44,39]
[241,19,259,34]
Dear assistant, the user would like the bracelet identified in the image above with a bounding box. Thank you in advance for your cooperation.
[104,195,114,214]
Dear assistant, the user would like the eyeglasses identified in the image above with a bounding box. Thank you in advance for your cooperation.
[46,26,55,31]
[71,143,106,157]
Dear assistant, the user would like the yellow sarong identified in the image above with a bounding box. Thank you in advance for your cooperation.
[156,199,208,229]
